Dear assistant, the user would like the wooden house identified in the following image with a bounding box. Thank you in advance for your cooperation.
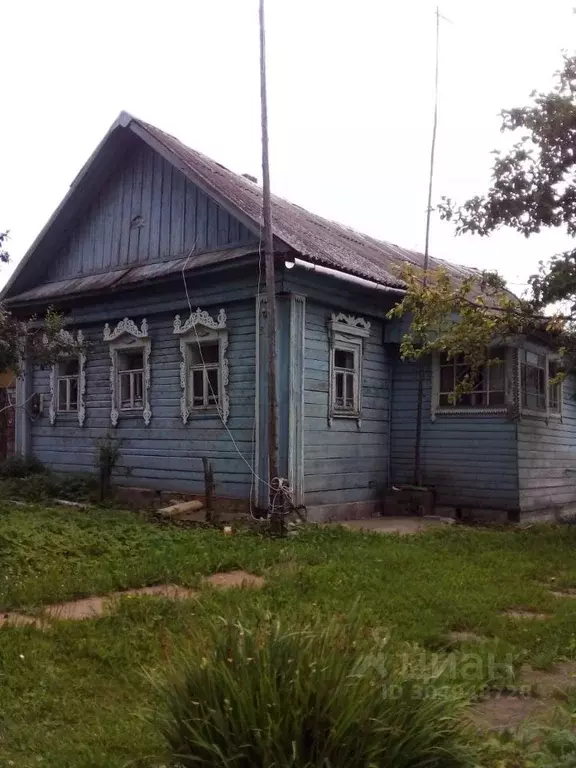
[3,112,575,522]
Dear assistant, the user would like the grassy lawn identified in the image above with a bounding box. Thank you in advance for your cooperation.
[2,504,576,766]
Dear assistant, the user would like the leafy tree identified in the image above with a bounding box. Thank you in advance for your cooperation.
[0,231,9,265]
[0,229,79,376]
[392,52,576,385]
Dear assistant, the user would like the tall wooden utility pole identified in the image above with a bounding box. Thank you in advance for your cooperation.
[259,0,279,503]
[414,6,441,487]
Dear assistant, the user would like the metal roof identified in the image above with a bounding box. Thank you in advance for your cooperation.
[4,111,482,304]
[133,117,481,290]
[7,245,256,304]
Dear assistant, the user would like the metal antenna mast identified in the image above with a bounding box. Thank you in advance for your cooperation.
[414,6,441,486]
[259,0,279,511]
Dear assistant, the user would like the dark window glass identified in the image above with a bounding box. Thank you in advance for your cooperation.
[334,349,354,370]
[190,342,219,366]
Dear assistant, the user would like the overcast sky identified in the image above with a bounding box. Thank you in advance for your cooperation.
[2,0,576,292]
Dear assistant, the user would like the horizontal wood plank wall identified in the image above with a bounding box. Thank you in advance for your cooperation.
[303,301,388,508]
[44,142,256,282]
[30,294,257,498]
[390,358,519,510]
[518,375,576,512]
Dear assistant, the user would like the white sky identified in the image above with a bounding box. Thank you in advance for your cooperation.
[2,0,576,292]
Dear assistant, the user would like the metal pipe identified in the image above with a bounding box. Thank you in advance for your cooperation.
[288,258,406,296]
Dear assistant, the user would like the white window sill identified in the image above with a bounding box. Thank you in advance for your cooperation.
[433,407,508,417]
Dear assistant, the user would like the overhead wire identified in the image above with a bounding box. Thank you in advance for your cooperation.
[179,242,275,498]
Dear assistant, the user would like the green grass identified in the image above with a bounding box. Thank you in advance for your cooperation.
[2,504,576,765]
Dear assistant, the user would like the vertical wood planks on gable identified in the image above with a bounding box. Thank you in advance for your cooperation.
[108,171,122,271]
[196,181,208,252]
[184,180,197,252]
[139,146,154,263]
[206,199,218,248]
[148,150,163,259]
[128,150,144,265]
[40,140,258,285]
[160,160,173,259]
[118,160,133,266]
[91,195,103,274]
[170,167,186,257]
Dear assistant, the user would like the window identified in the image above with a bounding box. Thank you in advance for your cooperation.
[48,329,86,427]
[332,347,358,412]
[438,348,506,408]
[188,341,220,409]
[327,312,370,424]
[118,350,144,411]
[519,348,562,415]
[57,358,79,412]
[173,308,229,425]
[104,317,152,426]
[519,349,546,411]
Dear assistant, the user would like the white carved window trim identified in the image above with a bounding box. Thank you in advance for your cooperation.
[327,312,370,426]
[103,318,151,426]
[173,308,229,424]
[49,330,86,427]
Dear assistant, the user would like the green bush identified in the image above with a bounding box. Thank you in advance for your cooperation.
[160,616,478,768]
[0,454,47,478]
[0,470,99,503]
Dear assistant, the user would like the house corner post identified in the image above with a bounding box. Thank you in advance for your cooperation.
[15,358,32,456]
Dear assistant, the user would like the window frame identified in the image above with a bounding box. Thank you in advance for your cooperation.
[117,350,145,412]
[327,312,370,426]
[173,308,229,424]
[518,346,563,420]
[49,329,86,427]
[103,318,152,426]
[57,359,80,413]
[431,347,512,419]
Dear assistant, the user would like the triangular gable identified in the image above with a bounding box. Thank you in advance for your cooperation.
[3,112,263,300]
[45,142,257,283]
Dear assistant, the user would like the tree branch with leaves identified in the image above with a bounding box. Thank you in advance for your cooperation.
[0,229,82,375]
[393,52,576,381]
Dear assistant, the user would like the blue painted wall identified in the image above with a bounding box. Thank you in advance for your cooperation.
[42,141,256,283]
[30,278,258,499]
[390,356,520,511]
[302,300,389,514]
[518,372,576,513]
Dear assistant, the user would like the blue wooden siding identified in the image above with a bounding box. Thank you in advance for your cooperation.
[518,375,576,512]
[30,286,257,498]
[390,357,519,510]
[43,141,256,283]
[303,301,389,509]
